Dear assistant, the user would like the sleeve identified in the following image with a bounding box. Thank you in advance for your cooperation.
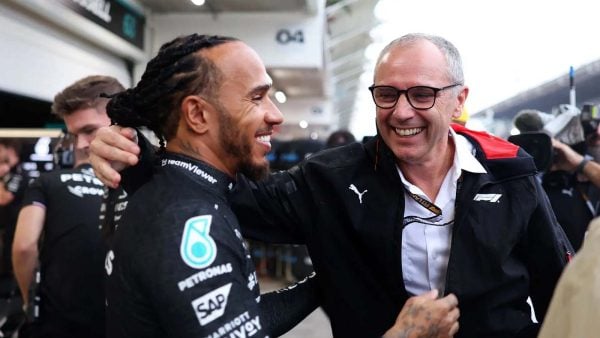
[120,129,157,195]
[134,208,267,337]
[259,272,320,336]
[526,176,573,322]
[20,175,47,208]
[231,168,314,244]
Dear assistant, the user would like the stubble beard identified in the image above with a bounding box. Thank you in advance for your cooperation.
[217,109,269,181]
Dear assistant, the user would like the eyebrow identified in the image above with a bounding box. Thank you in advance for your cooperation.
[248,83,272,96]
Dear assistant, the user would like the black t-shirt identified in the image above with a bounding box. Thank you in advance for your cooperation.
[107,152,267,338]
[542,170,599,251]
[21,163,105,337]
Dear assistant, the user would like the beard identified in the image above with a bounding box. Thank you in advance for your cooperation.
[216,107,270,181]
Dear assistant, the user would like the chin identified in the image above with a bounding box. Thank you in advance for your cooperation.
[240,161,270,181]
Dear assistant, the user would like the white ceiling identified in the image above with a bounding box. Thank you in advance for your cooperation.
[134,0,378,138]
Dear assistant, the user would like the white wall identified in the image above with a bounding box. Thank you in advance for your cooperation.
[150,11,324,69]
[0,3,132,102]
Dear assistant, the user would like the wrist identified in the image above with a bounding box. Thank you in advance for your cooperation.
[576,155,593,174]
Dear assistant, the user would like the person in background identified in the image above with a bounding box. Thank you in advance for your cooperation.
[11,75,122,338]
[512,108,600,251]
[538,216,600,338]
[325,129,356,148]
[0,139,26,280]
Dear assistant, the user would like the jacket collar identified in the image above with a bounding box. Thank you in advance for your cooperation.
[157,151,235,198]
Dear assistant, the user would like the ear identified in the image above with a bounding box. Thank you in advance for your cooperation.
[452,86,469,119]
[180,95,210,134]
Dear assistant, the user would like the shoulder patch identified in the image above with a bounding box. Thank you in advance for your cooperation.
[180,215,217,269]
[451,123,519,159]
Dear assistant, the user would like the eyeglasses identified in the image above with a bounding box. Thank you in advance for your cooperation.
[368,83,462,110]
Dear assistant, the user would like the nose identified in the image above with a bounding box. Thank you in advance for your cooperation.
[391,94,415,120]
[266,97,284,126]
[75,134,93,150]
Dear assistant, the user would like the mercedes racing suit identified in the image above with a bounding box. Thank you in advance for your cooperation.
[107,152,318,338]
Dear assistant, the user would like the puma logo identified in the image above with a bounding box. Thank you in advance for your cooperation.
[349,184,368,204]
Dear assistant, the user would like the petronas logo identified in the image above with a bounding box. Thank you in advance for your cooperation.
[180,215,216,269]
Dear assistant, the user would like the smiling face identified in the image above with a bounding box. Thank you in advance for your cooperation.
[205,42,284,180]
[373,39,467,167]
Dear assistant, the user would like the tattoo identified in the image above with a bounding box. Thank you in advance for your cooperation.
[398,325,414,338]
[178,139,202,158]
[399,305,441,338]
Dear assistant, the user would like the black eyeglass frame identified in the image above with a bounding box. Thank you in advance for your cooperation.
[368,83,463,110]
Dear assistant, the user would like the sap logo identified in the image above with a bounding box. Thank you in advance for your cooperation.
[180,215,216,269]
[191,283,232,326]
[473,194,502,203]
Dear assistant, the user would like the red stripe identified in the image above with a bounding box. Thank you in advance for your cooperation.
[451,123,519,159]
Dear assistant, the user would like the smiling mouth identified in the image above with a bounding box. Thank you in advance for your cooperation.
[394,127,424,136]
[256,134,272,146]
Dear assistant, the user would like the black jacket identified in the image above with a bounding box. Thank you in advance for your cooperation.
[232,124,572,338]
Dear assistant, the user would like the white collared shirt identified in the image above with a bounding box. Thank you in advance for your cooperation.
[398,129,486,296]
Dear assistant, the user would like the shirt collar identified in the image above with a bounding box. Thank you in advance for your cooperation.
[450,127,487,175]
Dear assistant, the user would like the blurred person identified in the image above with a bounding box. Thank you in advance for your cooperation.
[325,129,356,148]
[538,216,600,338]
[90,33,569,338]
[512,108,600,251]
[11,75,122,338]
[0,140,20,179]
[89,36,459,337]
[0,139,26,280]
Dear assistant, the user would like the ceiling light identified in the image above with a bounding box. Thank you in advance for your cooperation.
[191,0,205,6]
[299,120,308,129]
[274,91,287,103]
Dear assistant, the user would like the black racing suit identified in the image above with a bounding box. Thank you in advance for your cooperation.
[107,152,318,338]
[20,164,106,338]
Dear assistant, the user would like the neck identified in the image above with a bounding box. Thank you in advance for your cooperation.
[398,137,455,201]
[166,138,236,178]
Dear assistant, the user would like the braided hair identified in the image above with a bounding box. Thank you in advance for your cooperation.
[107,34,239,148]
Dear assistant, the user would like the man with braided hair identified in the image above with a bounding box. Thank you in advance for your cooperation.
[101,34,322,338]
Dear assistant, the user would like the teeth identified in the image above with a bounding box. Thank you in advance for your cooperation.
[256,135,271,143]
[395,128,423,136]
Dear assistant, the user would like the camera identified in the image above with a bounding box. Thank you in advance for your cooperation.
[509,103,600,173]
[508,132,554,172]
